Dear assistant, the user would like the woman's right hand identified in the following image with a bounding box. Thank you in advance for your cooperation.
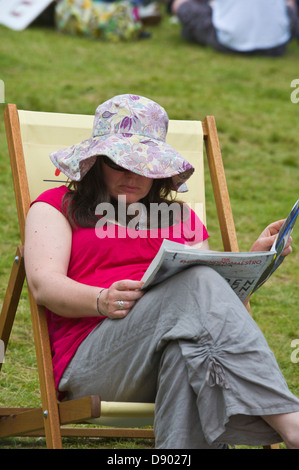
[99,280,145,319]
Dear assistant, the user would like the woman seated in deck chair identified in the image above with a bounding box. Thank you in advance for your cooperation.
[24,94,299,449]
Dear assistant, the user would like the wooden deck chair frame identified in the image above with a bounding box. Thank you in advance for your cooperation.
[0,104,279,449]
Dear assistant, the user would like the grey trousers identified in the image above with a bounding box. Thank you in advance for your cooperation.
[59,266,299,448]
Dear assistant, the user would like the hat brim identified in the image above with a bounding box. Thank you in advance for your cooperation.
[50,132,194,192]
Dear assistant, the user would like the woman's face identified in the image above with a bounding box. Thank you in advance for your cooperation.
[101,157,153,204]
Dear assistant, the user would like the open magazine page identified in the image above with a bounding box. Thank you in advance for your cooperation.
[274,199,299,254]
[142,199,299,303]
[141,240,275,303]
[251,199,299,293]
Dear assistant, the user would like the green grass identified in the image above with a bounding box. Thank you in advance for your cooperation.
[0,12,299,449]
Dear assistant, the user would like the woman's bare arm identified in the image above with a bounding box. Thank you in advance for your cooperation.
[24,202,101,317]
[24,202,144,319]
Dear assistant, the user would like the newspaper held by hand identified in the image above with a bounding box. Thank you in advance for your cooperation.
[141,199,299,303]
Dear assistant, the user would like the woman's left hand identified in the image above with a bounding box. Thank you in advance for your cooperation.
[250,219,293,256]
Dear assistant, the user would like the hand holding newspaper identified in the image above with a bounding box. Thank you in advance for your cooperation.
[141,200,299,303]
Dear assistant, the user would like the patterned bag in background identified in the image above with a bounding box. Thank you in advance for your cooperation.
[55,0,142,41]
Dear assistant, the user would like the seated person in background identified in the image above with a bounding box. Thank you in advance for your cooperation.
[24,94,299,448]
[171,0,299,56]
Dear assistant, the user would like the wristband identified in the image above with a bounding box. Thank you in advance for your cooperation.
[96,288,105,315]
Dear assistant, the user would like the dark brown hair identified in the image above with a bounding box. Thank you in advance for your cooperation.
[62,158,182,228]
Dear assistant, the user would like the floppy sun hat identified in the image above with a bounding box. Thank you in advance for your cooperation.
[50,94,194,192]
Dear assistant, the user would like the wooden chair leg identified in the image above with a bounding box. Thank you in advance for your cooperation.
[0,246,62,448]
[263,443,280,449]
[28,298,63,449]
[0,396,101,440]
[0,246,25,372]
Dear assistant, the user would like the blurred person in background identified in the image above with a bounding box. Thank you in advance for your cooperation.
[171,0,299,56]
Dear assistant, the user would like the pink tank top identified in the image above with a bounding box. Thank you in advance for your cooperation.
[32,186,209,389]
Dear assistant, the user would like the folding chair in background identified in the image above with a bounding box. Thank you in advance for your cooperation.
[0,104,280,449]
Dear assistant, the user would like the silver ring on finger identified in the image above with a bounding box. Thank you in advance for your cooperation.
[118,300,124,310]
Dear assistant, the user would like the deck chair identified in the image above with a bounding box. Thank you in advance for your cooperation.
[0,104,279,449]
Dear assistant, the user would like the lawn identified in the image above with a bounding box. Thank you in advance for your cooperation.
[0,11,298,449]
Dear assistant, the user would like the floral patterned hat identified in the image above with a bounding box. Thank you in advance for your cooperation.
[50,94,194,192]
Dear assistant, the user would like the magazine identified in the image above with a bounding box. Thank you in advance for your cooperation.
[141,199,299,303]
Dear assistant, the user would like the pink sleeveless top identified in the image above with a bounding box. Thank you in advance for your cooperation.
[32,186,209,389]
